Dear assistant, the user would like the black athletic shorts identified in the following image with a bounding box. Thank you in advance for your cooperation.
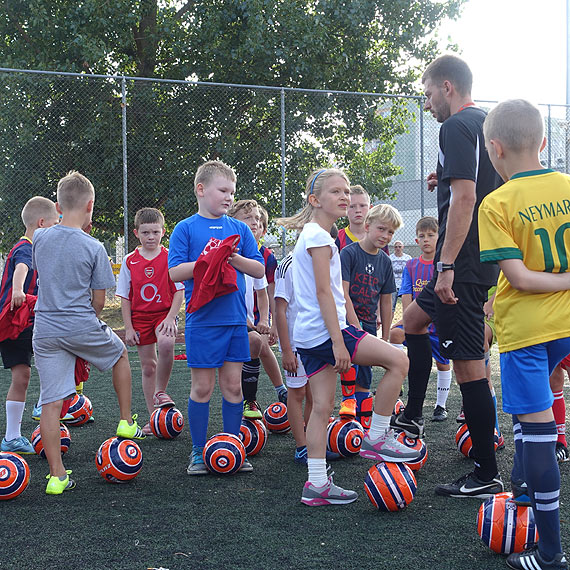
[415,276,486,361]
[0,326,33,369]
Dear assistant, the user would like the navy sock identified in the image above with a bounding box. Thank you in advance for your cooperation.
[222,398,243,436]
[241,358,260,401]
[511,415,524,483]
[404,333,432,420]
[520,420,562,561]
[187,398,209,448]
[460,379,498,481]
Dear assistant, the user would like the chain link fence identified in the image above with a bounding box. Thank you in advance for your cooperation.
[1,67,569,269]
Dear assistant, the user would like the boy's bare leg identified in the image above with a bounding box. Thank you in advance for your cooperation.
[288,386,307,448]
[156,332,176,394]
[112,349,133,421]
[6,364,31,402]
[137,344,157,415]
[259,338,283,388]
[41,400,66,477]
[218,361,243,403]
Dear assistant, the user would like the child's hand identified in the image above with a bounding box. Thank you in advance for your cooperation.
[332,341,351,374]
[256,320,270,335]
[125,328,140,346]
[281,349,298,374]
[427,172,438,192]
[157,317,178,337]
[227,236,240,264]
[483,299,494,319]
[10,289,25,310]
[269,323,278,345]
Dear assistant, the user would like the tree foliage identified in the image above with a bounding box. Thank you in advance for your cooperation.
[0,0,463,251]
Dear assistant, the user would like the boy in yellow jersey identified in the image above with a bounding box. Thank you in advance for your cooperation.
[479,99,570,570]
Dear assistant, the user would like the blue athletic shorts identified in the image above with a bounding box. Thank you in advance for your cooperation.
[395,325,450,366]
[186,324,250,368]
[500,336,570,414]
[297,325,367,378]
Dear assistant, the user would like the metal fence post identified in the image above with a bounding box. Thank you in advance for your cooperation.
[419,97,425,217]
[280,87,286,258]
[121,77,129,253]
[548,104,552,168]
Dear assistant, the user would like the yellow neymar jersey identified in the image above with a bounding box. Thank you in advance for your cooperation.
[479,169,570,352]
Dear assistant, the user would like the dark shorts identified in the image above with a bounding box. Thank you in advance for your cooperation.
[0,327,33,369]
[415,276,486,361]
[297,325,367,378]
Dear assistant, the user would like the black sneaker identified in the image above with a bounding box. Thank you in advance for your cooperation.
[434,471,504,499]
[511,479,531,507]
[431,405,448,422]
[507,545,568,569]
[390,411,424,439]
[556,442,570,463]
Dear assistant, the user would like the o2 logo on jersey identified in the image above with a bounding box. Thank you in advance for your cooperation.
[202,237,222,256]
[140,283,162,304]
[144,267,154,279]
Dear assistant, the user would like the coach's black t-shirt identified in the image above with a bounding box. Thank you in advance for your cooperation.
[435,106,501,286]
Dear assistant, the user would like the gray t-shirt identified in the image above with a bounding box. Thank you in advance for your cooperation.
[32,225,116,338]
[340,242,395,323]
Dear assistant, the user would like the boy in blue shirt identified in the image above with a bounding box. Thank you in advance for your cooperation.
[168,161,265,475]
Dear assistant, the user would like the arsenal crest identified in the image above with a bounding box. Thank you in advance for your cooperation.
[144,267,154,279]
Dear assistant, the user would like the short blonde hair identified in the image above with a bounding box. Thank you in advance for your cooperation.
[21,196,57,228]
[227,199,259,219]
[258,206,269,232]
[57,171,94,211]
[350,184,370,201]
[365,204,403,230]
[484,99,544,153]
[194,160,236,195]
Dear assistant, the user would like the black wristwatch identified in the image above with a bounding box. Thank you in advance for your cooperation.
[436,261,455,272]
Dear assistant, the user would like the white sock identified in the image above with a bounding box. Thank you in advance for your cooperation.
[368,412,391,440]
[307,457,327,487]
[436,369,453,408]
[5,400,25,440]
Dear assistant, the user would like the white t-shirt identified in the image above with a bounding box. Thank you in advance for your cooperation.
[245,274,267,324]
[292,222,347,348]
[389,252,412,288]
[274,253,296,351]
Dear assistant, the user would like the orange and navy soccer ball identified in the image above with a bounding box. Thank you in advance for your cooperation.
[95,437,143,483]
[327,418,364,457]
[0,452,30,500]
[263,402,290,434]
[364,462,417,511]
[203,433,245,475]
[63,394,93,426]
[150,407,184,439]
[477,492,539,554]
[31,424,71,458]
[456,424,500,458]
[393,399,405,416]
[239,419,267,456]
[396,431,428,472]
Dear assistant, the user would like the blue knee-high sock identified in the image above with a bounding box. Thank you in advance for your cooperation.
[188,398,209,448]
[511,415,524,483]
[520,420,562,561]
[222,398,243,436]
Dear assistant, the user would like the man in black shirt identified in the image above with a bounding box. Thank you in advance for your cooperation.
[391,55,504,498]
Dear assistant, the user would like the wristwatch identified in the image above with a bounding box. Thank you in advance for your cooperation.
[436,261,455,272]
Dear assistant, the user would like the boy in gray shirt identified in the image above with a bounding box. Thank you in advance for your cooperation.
[33,171,144,495]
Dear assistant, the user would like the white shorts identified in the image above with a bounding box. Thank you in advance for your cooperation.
[284,351,308,389]
[33,321,125,405]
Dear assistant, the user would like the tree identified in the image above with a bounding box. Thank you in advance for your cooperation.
[0,0,464,251]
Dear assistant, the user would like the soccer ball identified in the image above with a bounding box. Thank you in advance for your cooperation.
[63,394,93,426]
[456,424,500,458]
[239,419,267,456]
[477,492,539,554]
[31,424,71,458]
[0,452,30,500]
[396,431,428,471]
[364,462,417,511]
[203,433,245,475]
[263,402,290,434]
[95,437,143,483]
[327,418,364,457]
[393,399,405,416]
[150,407,184,439]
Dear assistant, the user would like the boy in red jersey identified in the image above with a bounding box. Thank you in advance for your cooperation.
[0,197,59,454]
[117,208,184,434]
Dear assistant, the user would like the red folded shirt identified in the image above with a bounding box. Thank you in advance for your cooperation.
[187,234,239,314]
[0,294,37,342]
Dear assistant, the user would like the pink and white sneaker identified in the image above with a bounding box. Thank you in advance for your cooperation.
[359,429,422,462]
[301,474,358,506]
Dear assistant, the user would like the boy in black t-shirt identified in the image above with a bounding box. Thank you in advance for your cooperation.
[339,204,400,427]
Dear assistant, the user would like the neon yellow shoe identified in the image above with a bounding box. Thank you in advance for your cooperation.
[116,414,146,440]
[45,470,76,495]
